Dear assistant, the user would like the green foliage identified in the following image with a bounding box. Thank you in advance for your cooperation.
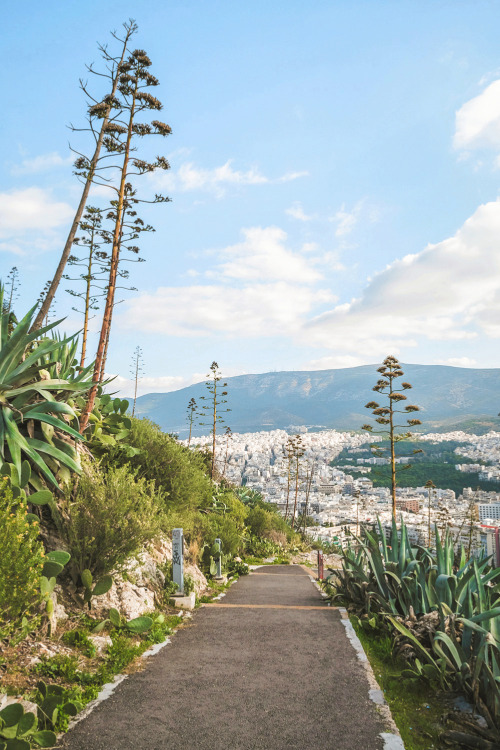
[35,681,83,733]
[112,418,214,514]
[61,629,96,658]
[34,655,79,682]
[0,701,56,749]
[0,289,95,492]
[333,439,500,495]
[331,517,500,729]
[80,569,113,610]
[351,618,448,750]
[204,515,244,558]
[58,460,165,579]
[227,560,249,577]
[97,608,153,634]
[83,392,138,459]
[245,535,283,558]
[0,480,45,635]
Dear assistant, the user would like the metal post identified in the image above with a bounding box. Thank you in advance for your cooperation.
[215,537,222,579]
[172,528,184,595]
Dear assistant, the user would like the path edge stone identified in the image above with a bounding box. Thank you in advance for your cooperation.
[338,607,405,750]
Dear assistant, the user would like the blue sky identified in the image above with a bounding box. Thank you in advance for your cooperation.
[3,1,500,394]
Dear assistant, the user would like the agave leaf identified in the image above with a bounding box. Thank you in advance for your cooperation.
[25,438,81,474]
[23,414,83,443]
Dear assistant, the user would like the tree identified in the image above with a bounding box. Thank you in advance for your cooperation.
[362,355,422,520]
[186,398,197,446]
[80,45,171,432]
[198,362,230,479]
[64,207,109,368]
[31,20,138,332]
[129,345,144,417]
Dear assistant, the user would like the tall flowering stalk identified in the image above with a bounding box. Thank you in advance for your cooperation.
[362,355,422,519]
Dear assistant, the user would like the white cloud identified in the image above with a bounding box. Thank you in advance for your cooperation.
[212,226,321,284]
[0,188,73,234]
[454,79,500,151]
[285,202,315,221]
[0,188,74,255]
[107,374,190,397]
[12,152,73,175]
[305,198,500,356]
[121,282,334,338]
[304,354,366,370]
[330,201,364,237]
[435,357,477,367]
[152,159,308,197]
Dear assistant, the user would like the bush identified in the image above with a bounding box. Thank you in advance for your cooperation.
[120,419,213,513]
[59,461,165,579]
[0,479,45,633]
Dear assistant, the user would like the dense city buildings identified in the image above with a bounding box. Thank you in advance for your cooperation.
[187,428,500,563]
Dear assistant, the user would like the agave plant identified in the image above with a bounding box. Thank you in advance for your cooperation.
[0,289,94,493]
[331,515,500,730]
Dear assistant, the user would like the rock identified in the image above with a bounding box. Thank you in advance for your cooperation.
[48,589,68,634]
[88,635,112,655]
[0,695,38,715]
[92,579,156,620]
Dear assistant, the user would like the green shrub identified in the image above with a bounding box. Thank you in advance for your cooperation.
[228,560,249,576]
[205,515,245,558]
[0,479,45,634]
[59,461,165,579]
[116,419,213,513]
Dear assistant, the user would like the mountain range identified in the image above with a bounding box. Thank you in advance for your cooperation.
[132,364,500,437]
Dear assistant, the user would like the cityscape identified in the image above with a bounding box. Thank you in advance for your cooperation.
[188,428,500,562]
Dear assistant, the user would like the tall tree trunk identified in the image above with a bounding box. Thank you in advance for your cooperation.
[80,83,138,433]
[31,28,133,333]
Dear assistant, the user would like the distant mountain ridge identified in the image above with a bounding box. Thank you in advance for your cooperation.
[132,364,500,436]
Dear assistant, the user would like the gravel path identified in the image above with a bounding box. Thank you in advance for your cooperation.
[60,565,392,750]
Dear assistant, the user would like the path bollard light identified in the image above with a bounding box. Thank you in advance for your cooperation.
[317,550,324,581]
[172,528,184,595]
[215,537,222,579]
